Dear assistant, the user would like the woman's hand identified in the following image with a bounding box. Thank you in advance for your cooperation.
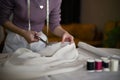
[53,26,74,43]
[62,32,74,43]
[2,21,40,43]
[22,30,39,43]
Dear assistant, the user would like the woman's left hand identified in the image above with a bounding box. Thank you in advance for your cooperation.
[62,32,74,43]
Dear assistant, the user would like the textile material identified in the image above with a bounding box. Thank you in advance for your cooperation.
[0,42,120,80]
[78,42,120,60]
[1,42,90,80]
[3,31,47,53]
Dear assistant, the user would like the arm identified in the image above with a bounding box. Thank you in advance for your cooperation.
[0,0,39,43]
[3,21,39,43]
[49,0,74,43]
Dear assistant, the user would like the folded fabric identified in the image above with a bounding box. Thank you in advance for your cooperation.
[78,42,120,60]
[1,42,89,80]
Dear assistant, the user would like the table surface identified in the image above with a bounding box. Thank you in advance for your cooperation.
[0,48,120,80]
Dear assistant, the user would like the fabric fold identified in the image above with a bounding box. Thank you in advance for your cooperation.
[1,42,88,80]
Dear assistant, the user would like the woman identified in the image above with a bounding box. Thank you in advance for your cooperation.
[0,0,74,53]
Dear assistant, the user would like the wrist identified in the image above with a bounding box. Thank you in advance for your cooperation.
[62,31,69,36]
[19,29,27,37]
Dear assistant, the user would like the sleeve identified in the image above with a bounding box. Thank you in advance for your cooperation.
[49,0,62,31]
[0,0,14,26]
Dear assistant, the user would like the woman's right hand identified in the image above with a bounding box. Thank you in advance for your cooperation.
[22,30,40,43]
[2,21,40,43]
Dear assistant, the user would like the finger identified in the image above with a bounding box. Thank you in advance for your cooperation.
[35,32,39,36]
[62,35,66,43]
[70,36,74,43]
[34,32,40,39]
[34,39,39,42]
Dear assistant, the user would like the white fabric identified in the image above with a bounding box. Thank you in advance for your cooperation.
[1,48,120,80]
[78,42,120,60]
[1,42,89,80]
[3,31,47,53]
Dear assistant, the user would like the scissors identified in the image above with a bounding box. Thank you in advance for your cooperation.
[38,36,49,46]
[34,34,50,46]
[38,37,48,45]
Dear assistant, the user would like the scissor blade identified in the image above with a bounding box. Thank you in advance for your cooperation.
[38,37,48,45]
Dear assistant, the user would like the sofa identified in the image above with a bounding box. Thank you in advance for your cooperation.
[43,23,102,47]
[0,27,6,52]
[103,21,120,48]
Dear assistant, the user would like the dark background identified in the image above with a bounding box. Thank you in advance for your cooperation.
[60,0,80,24]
